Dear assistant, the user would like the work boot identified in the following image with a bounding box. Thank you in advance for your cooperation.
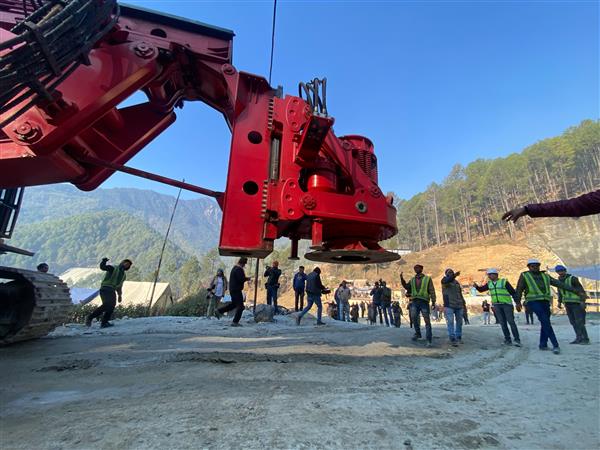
[316,321,326,326]
[230,322,241,327]
[100,322,114,328]
[514,341,522,347]
[552,347,561,355]
[580,339,590,345]
[85,316,92,327]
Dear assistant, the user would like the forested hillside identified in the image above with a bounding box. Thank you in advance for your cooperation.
[17,185,221,256]
[391,120,600,251]
[2,209,232,296]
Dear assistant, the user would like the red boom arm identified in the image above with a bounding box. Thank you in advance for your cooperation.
[0,1,398,263]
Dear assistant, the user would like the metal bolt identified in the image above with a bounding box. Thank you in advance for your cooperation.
[301,194,317,210]
[133,42,155,58]
[355,201,368,214]
[13,121,41,142]
[222,64,236,75]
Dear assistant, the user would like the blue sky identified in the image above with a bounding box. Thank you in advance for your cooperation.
[103,0,599,200]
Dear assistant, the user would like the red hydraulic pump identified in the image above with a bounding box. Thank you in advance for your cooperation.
[0,0,399,263]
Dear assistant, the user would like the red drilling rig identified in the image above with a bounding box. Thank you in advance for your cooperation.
[0,0,399,343]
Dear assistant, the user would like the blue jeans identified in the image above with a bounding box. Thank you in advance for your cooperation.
[382,305,392,326]
[266,285,278,311]
[299,294,322,322]
[528,300,559,348]
[336,299,343,320]
[445,307,463,340]
[483,311,490,324]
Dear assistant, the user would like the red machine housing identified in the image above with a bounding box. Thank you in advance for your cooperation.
[0,1,398,263]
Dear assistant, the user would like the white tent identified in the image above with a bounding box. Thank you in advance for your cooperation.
[86,281,174,313]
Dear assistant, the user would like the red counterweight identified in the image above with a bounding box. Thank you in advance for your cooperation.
[0,1,399,263]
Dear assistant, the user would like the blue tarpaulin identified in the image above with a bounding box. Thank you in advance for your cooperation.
[69,287,99,304]
[569,264,600,281]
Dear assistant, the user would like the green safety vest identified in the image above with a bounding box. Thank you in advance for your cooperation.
[101,266,126,290]
[522,271,551,302]
[410,275,431,301]
[559,275,581,303]
[487,278,512,304]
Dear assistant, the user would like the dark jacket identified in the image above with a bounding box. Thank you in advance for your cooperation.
[293,272,308,291]
[229,265,247,293]
[526,189,600,218]
[381,287,392,306]
[264,266,282,287]
[441,274,464,309]
[306,271,325,295]
[370,287,382,305]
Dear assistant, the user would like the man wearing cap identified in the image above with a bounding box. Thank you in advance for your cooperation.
[401,265,436,347]
[516,259,577,354]
[296,267,329,326]
[555,265,589,344]
[216,257,250,327]
[441,268,465,346]
[474,269,522,347]
[264,260,282,314]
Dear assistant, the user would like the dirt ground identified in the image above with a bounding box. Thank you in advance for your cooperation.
[1,312,599,450]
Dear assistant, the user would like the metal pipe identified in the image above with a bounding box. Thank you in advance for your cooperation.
[74,154,224,202]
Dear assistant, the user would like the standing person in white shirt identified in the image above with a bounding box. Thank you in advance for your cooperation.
[207,268,228,318]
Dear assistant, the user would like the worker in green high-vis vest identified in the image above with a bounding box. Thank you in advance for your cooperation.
[516,259,577,354]
[401,264,436,347]
[474,268,522,347]
[86,257,133,328]
[555,265,589,345]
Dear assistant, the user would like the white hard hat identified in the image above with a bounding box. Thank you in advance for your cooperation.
[527,259,541,265]
[486,268,498,275]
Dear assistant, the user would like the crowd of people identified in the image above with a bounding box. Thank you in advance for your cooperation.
[83,251,590,353]
[204,257,589,353]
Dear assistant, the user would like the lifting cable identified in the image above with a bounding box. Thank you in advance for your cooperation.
[268,0,277,85]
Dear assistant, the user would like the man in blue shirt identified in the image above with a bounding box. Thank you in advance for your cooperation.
[293,266,308,312]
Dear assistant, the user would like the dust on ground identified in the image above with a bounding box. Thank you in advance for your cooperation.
[1,312,599,450]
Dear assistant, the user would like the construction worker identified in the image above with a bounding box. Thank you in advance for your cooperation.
[36,262,49,273]
[216,257,250,327]
[474,269,522,347]
[207,268,228,318]
[293,266,308,312]
[441,268,465,346]
[555,265,589,344]
[370,281,383,324]
[401,264,436,347]
[86,257,132,328]
[264,260,282,313]
[380,281,393,326]
[335,280,352,321]
[515,259,576,354]
[296,267,329,326]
